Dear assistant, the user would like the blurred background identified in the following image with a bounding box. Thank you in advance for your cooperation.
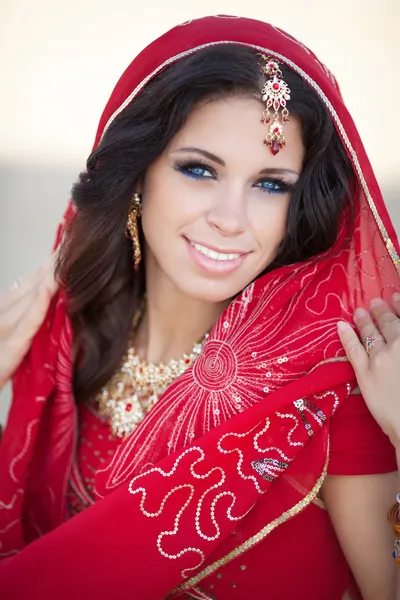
[0,0,399,423]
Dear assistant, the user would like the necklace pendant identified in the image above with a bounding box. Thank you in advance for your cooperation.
[103,395,145,439]
[96,330,209,438]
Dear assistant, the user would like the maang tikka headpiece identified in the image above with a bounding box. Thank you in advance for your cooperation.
[259,55,291,155]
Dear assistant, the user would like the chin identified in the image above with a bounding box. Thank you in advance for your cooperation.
[174,275,253,305]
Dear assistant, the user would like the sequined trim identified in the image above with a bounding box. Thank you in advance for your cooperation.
[285,473,327,510]
[307,357,349,374]
[101,42,400,275]
[312,496,327,510]
[182,586,216,600]
[98,36,396,594]
[171,449,329,594]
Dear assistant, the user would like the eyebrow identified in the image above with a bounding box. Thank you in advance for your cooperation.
[172,147,300,177]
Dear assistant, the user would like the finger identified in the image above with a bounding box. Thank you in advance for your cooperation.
[0,280,47,333]
[353,307,386,353]
[0,272,38,312]
[0,256,59,333]
[392,292,400,318]
[0,260,52,312]
[369,298,400,345]
[3,282,58,381]
[41,260,59,297]
[337,321,369,377]
[13,283,55,343]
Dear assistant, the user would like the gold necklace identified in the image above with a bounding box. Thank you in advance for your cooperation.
[96,335,208,439]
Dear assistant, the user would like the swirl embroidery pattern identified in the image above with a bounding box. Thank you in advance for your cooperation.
[127,388,340,579]
[96,259,348,494]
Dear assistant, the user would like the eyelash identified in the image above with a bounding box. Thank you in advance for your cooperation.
[174,159,294,195]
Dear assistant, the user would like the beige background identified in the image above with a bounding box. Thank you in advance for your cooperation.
[0,0,399,423]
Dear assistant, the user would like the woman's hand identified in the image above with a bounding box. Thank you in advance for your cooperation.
[0,258,59,390]
[337,294,400,446]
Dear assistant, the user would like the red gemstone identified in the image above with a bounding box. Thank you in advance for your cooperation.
[273,82,280,90]
[273,127,279,133]
[126,403,132,411]
[271,140,280,155]
[185,358,191,364]
[269,63,275,68]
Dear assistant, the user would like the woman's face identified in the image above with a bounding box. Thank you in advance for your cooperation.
[141,95,305,303]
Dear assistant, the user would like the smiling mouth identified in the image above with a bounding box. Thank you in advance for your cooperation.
[188,240,245,261]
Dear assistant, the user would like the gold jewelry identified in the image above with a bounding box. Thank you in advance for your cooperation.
[388,494,400,565]
[126,192,142,269]
[96,334,208,439]
[259,56,291,155]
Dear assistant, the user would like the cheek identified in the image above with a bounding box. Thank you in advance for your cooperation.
[141,169,176,237]
[251,196,290,250]
[140,177,192,259]
[141,169,207,240]
[141,201,172,251]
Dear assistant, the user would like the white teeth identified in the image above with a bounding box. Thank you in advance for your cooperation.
[191,241,241,261]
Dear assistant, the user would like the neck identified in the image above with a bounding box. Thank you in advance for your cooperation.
[134,255,228,364]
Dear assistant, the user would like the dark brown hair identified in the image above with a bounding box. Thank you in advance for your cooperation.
[57,44,354,402]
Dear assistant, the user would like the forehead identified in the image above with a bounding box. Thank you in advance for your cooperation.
[168,96,304,171]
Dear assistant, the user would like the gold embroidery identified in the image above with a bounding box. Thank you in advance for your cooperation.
[99,37,397,596]
[307,356,349,374]
[171,450,329,594]
[285,473,327,510]
[312,496,327,510]
[182,586,216,600]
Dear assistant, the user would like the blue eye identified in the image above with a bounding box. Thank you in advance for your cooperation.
[175,162,215,180]
[188,166,212,179]
[256,179,288,194]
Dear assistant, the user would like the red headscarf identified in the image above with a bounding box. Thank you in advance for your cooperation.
[0,15,399,600]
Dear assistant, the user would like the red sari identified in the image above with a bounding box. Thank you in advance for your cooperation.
[0,15,399,600]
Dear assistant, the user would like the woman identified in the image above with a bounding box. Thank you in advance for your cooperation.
[0,15,399,600]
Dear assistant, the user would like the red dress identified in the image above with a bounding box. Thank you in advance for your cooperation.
[1,16,399,600]
[68,393,396,600]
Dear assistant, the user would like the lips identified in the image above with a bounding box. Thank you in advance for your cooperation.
[185,237,248,262]
[184,236,249,275]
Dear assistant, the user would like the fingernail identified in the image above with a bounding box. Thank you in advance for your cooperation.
[353,308,368,320]
[393,293,400,302]
[370,297,385,308]
[337,321,350,332]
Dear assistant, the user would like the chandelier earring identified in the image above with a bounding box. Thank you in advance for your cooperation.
[125,192,142,270]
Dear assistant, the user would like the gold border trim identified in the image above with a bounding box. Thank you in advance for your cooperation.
[98,38,397,593]
[307,356,349,374]
[102,41,400,275]
[183,587,216,600]
[171,448,329,594]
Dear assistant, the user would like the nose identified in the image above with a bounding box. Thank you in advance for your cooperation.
[205,187,247,236]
